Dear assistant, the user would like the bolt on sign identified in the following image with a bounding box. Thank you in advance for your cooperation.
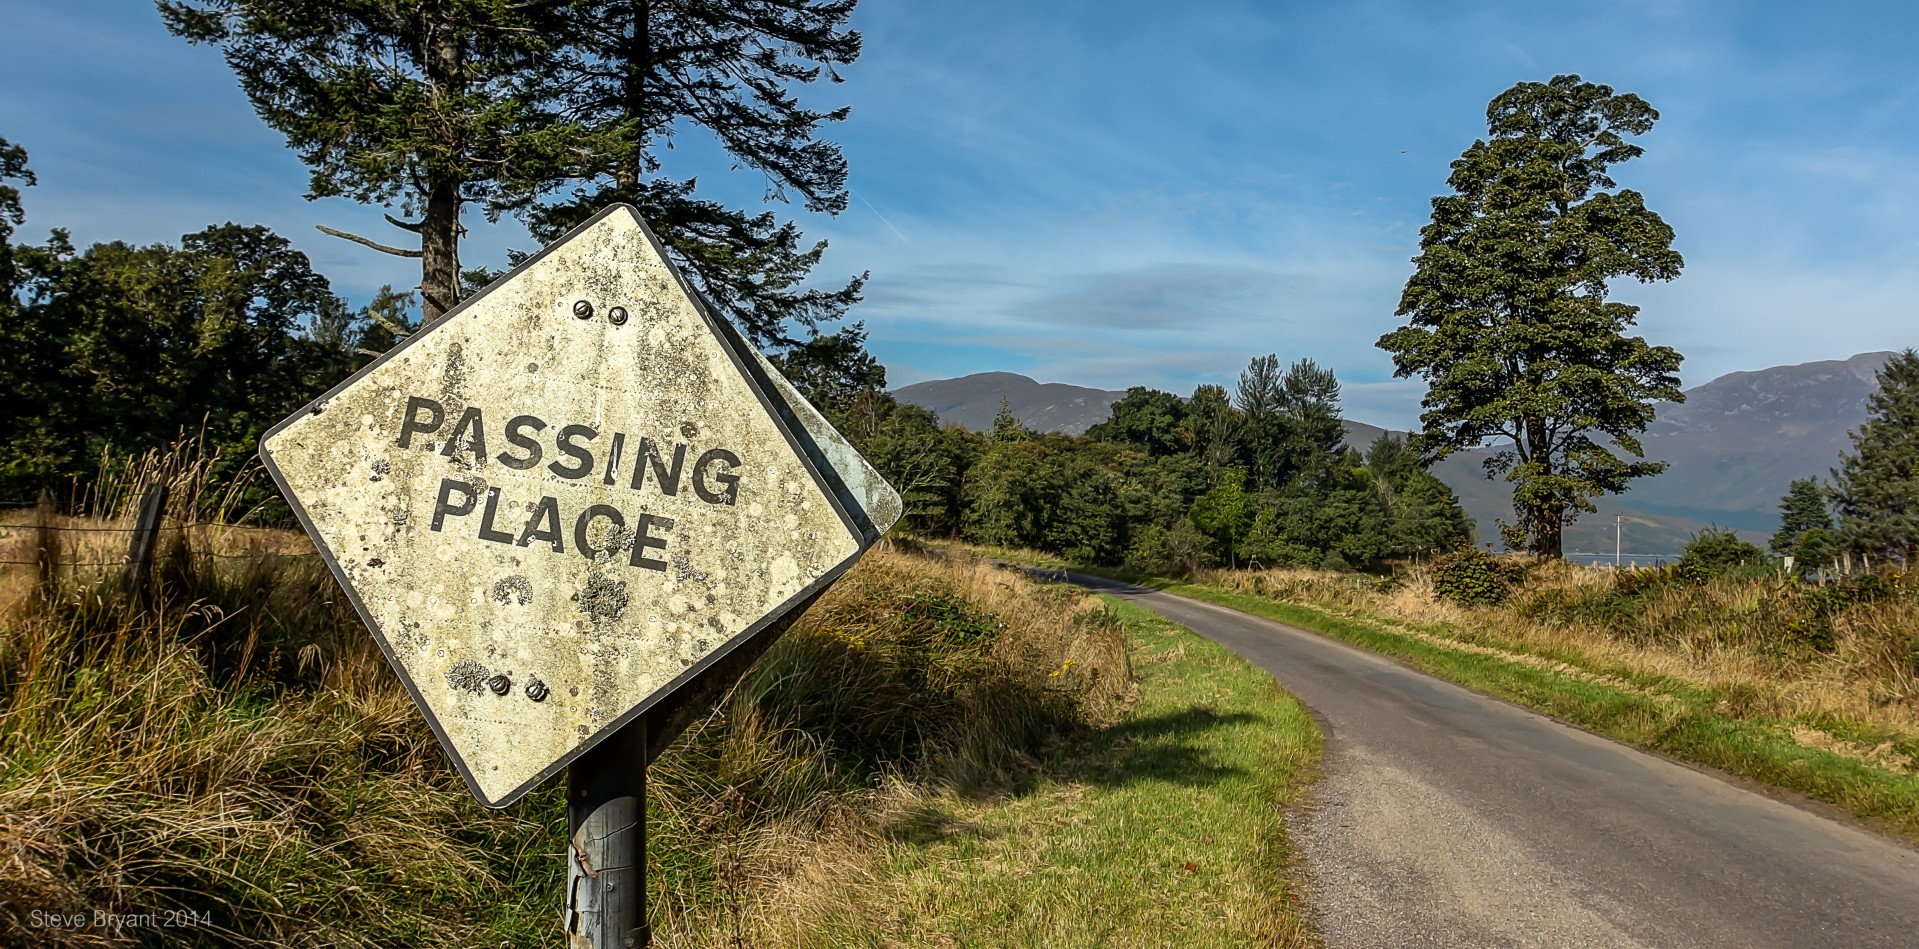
[260,205,901,807]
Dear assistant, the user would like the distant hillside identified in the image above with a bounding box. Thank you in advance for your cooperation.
[1431,352,1893,554]
[892,372,1125,435]
[897,353,1898,557]
[1627,351,1893,532]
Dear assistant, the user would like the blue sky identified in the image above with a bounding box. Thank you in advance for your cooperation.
[4,1,1917,429]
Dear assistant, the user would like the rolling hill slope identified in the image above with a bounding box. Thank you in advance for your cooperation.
[891,372,1125,435]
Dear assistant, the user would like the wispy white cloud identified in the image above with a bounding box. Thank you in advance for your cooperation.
[5,0,1917,421]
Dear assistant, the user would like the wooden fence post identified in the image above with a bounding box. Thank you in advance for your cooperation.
[124,482,168,602]
[31,490,57,595]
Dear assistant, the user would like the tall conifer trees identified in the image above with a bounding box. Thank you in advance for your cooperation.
[1832,349,1919,560]
[160,1,581,322]
[161,0,871,382]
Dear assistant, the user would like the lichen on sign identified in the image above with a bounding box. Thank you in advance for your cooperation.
[261,205,896,807]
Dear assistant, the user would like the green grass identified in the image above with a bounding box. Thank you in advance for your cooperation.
[1095,572,1919,844]
[803,594,1324,947]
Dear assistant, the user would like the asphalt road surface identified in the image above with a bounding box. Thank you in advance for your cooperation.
[1069,571,1919,949]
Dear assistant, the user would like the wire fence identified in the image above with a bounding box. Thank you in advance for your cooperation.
[0,518,312,567]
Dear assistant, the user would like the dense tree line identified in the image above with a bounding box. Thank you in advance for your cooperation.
[0,137,404,501]
[836,356,1474,572]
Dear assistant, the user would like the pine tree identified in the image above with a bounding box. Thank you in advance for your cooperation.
[1769,477,1834,557]
[506,0,867,356]
[1182,383,1242,486]
[990,397,1028,444]
[1378,75,1685,559]
[1365,434,1472,555]
[1831,349,1919,561]
[1277,358,1345,489]
[160,1,586,321]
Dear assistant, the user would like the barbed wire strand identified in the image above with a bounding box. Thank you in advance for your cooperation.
[0,521,290,534]
[0,551,321,566]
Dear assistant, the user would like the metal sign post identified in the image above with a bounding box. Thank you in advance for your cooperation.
[566,715,648,947]
[259,205,900,946]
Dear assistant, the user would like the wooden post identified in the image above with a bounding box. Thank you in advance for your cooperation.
[124,482,168,602]
[566,715,649,949]
[31,490,57,596]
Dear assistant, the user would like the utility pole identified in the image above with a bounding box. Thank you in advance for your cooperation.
[1614,514,1622,569]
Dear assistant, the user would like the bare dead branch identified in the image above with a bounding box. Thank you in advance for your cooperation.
[316,224,423,258]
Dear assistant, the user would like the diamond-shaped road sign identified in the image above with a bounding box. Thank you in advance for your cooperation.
[261,205,900,807]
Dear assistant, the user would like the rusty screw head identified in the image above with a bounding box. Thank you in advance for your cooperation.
[572,300,594,320]
[486,674,511,696]
[607,305,628,326]
[525,678,550,702]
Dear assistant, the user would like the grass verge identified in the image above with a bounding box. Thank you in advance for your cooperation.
[0,455,1322,949]
[777,592,1323,947]
[1070,567,1919,845]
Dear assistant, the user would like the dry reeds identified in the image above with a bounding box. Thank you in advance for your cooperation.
[1,441,1134,946]
[645,547,1135,945]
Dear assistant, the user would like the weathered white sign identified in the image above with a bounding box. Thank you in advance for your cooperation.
[261,205,900,807]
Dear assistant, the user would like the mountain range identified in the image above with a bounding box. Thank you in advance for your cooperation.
[892,352,1898,557]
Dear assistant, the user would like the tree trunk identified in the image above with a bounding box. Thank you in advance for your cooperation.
[421,178,461,322]
[614,0,651,192]
[421,5,464,322]
[1533,507,1564,560]
[1522,413,1563,560]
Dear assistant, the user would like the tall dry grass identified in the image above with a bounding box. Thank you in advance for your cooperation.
[0,445,1133,947]
[1197,560,1919,771]
[645,547,1134,946]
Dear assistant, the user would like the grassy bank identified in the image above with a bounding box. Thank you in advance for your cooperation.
[769,594,1323,947]
[0,457,1322,946]
[1075,557,1919,842]
[0,441,1139,946]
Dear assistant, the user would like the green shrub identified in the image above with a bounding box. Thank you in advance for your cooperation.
[1614,560,1698,595]
[1678,527,1768,579]
[1430,547,1527,606]
[1518,585,1636,631]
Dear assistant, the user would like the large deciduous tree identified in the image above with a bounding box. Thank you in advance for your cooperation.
[159,0,585,321]
[1378,75,1685,559]
[1087,387,1187,458]
[1,223,356,498]
[0,136,32,297]
[1830,349,1919,561]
